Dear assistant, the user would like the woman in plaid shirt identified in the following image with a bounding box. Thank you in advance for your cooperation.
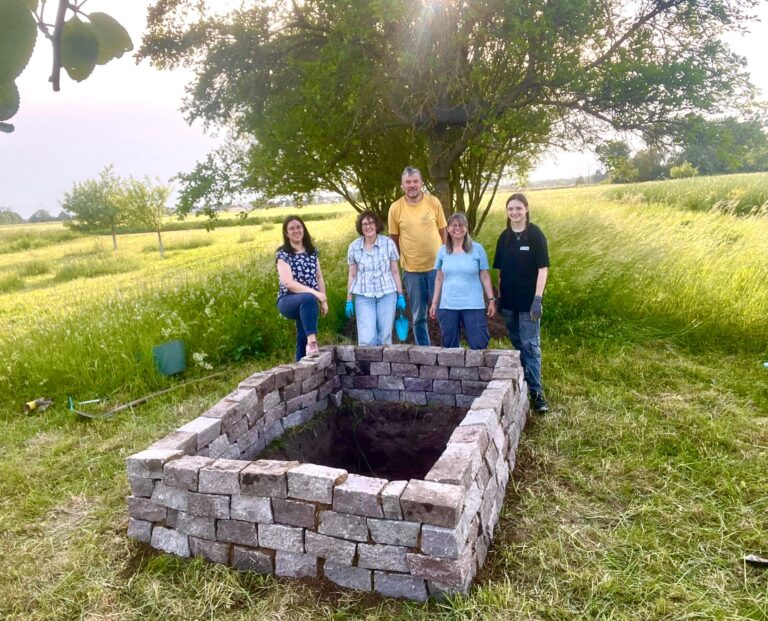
[345,211,406,345]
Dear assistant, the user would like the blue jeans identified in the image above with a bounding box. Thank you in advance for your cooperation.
[437,309,489,350]
[355,292,397,346]
[501,309,543,394]
[277,293,318,361]
[403,270,436,346]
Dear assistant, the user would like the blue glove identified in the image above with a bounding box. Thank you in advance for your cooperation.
[530,295,543,321]
[396,294,407,312]
[345,300,355,318]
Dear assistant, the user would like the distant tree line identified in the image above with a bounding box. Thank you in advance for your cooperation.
[597,115,768,183]
[0,208,70,224]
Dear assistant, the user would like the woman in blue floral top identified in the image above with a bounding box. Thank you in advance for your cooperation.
[276,216,328,359]
[345,211,406,345]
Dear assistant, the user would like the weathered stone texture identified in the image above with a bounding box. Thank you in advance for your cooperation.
[217,520,258,547]
[190,537,230,564]
[368,518,420,547]
[231,546,273,573]
[127,496,166,522]
[258,523,304,553]
[240,460,298,498]
[272,498,316,528]
[187,492,230,519]
[288,464,347,504]
[324,561,372,591]
[332,474,386,518]
[199,459,247,494]
[151,526,190,557]
[126,449,183,479]
[163,456,214,491]
[304,532,356,563]
[318,511,369,542]
[373,571,428,602]
[127,518,152,543]
[400,480,465,528]
[380,480,407,520]
[275,551,317,578]
[358,543,409,572]
[230,495,273,523]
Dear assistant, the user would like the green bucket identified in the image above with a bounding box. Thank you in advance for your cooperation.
[152,339,187,376]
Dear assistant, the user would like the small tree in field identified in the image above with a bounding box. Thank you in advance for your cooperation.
[125,177,172,258]
[670,161,699,179]
[61,165,127,250]
[27,209,55,223]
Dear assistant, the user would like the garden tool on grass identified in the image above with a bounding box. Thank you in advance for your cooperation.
[23,397,53,413]
[395,312,409,342]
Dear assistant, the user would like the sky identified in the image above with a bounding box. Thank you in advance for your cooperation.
[2,2,767,219]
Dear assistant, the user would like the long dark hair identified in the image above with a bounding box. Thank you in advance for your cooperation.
[279,215,316,254]
[505,193,530,242]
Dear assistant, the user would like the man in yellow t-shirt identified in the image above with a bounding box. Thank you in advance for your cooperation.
[388,166,447,345]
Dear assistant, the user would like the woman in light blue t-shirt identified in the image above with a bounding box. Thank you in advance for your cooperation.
[429,212,496,349]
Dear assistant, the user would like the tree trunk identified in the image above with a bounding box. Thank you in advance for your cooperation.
[157,230,164,259]
[427,135,453,220]
[111,226,118,251]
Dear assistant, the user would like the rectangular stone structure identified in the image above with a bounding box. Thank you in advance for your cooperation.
[127,345,529,602]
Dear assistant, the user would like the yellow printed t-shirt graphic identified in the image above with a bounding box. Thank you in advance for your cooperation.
[388,195,447,272]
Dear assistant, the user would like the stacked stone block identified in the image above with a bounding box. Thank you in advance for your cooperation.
[127,345,528,601]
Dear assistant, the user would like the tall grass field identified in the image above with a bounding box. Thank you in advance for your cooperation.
[0,177,766,620]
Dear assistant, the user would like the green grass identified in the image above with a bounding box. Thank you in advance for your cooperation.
[0,227,82,254]
[0,274,24,293]
[17,259,52,277]
[0,176,766,619]
[142,236,215,253]
[605,172,768,215]
[52,256,141,282]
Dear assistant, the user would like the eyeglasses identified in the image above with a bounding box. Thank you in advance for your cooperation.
[448,223,467,229]
[361,221,376,227]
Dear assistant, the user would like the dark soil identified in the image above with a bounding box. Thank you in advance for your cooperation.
[262,400,468,480]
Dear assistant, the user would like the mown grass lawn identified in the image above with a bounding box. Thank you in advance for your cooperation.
[0,178,766,619]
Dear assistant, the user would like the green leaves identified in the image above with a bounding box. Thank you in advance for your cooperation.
[60,12,134,81]
[61,16,99,82]
[0,81,20,121]
[89,12,133,65]
[0,0,37,84]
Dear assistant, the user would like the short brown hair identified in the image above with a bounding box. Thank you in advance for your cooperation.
[355,210,384,235]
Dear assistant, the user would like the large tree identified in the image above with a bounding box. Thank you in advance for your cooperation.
[140,0,757,230]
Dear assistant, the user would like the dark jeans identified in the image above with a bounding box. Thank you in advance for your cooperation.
[501,308,543,394]
[403,270,437,345]
[437,308,490,350]
[277,293,318,361]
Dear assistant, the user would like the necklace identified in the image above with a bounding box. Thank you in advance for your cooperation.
[511,228,525,241]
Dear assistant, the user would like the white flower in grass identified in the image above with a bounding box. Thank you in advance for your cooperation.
[192,351,213,370]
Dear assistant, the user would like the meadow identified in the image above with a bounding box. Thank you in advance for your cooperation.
[0,176,766,620]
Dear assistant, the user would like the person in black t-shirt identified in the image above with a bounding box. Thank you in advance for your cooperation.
[492,193,550,412]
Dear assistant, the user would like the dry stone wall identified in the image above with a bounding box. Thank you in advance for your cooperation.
[126,345,529,601]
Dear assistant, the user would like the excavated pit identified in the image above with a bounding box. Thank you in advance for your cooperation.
[261,400,468,480]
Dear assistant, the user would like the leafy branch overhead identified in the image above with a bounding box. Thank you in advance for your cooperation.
[0,0,132,133]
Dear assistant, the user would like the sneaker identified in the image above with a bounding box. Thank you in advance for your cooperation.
[305,341,320,358]
[531,392,549,413]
